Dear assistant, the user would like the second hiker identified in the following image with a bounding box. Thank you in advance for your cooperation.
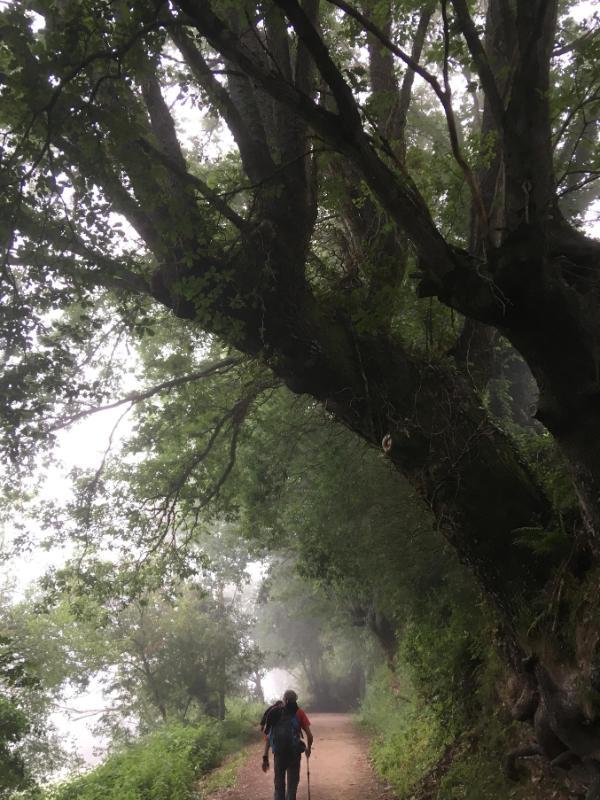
[261,689,313,800]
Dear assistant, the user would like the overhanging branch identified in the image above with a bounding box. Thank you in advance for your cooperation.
[325,0,488,230]
[137,137,247,230]
[47,356,244,431]
[13,209,153,297]
[450,0,506,131]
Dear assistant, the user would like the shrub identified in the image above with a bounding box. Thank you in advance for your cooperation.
[44,721,223,800]
[358,667,444,797]
[220,698,264,746]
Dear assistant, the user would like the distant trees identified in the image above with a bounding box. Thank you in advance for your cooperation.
[98,586,259,725]
[0,555,260,793]
[256,568,373,710]
[35,562,261,729]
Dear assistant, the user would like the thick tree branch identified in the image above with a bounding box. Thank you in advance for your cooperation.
[174,0,461,281]
[326,0,488,229]
[174,1,343,140]
[273,0,363,134]
[260,3,318,225]
[296,0,321,97]
[101,81,203,236]
[501,0,559,227]
[221,7,282,181]
[140,63,189,172]
[450,0,506,131]
[498,0,516,45]
[362,0,432,151]
[397,5,434,142]
[57,151,158,251]
[441,0,451,98]
[136,137,247,230]
[264,5,294,83]
[170,22,276,183]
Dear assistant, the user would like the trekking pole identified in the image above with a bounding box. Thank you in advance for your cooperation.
[306,753,311,800]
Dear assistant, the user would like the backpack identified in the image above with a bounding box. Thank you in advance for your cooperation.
[266,704,305,756]
[260,701,283,733]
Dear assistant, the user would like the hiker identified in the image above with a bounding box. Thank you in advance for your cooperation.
[261,689,313,800]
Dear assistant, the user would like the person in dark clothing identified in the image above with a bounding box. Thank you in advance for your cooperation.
[261,689,313,800]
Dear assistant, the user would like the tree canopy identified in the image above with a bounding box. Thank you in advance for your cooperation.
[1,0,600,796]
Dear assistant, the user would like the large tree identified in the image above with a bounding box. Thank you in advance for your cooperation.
[1,0,599,792]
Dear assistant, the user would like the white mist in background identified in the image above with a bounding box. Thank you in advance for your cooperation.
[262,669,297,704]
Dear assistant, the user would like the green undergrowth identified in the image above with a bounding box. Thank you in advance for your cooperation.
[432,720,569,800]
[196,749,249,797]
[355,586,544,800]
[35,701,263,800]
[42,721,222,800]
[359,673,515,799]
[436,755,514,800]
[358,666,445,796]
[195,700,262,798]
[435,719,523,800]
[358,666,564,800]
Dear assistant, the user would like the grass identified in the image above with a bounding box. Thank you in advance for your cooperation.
[195,701,264,798]
[357,666,445,797]
[196,749,251,797]
[359,669,574,800]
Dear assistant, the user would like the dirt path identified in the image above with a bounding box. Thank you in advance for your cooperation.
[205,713,396,800]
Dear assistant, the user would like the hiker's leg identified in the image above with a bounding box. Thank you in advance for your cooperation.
[285,754,301,800]
[273,753,286,800]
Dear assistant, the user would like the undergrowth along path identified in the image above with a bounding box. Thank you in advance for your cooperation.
[202,712,396,800]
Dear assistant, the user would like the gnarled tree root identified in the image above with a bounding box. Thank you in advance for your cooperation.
[504,744,544,781]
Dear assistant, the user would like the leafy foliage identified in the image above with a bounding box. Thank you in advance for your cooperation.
[0,618,66,794]
[0,694,30,799]
[43,720,224,800]
[359,667,443,797]
[0,0,599,796]
[33,568,260,730]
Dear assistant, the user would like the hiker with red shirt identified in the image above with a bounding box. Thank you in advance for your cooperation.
[261,689,313,800]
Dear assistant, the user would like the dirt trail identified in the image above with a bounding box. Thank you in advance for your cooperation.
[206,713,396,800]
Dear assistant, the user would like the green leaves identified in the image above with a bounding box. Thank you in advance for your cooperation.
[0,696,30,799]
[0,634,39,692]
[513,525,571,559]
[46,720,225,800]
[0,622,57,794]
